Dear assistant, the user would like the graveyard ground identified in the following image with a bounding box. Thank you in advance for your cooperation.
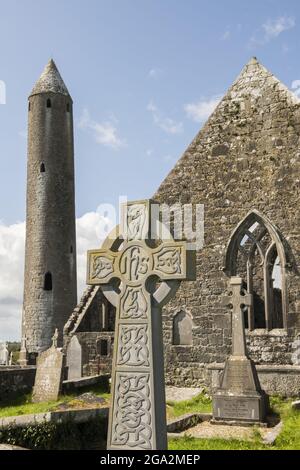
[168,395,300,450]
[0,383,110,418]
[0,386,299,450]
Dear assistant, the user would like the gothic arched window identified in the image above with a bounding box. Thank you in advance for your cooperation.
[46,98,52,108]
[224,210,287,330]
[172,310,193,345]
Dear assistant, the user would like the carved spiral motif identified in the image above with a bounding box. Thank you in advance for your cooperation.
[112,373,152,449]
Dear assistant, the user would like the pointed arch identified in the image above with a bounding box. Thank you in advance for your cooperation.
[224,210,287,330]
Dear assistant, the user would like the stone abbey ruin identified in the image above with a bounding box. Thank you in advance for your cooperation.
[2,56,300,403]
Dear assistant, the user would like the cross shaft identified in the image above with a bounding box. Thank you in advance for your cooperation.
[222,276,252,356]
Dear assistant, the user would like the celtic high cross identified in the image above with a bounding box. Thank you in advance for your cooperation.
[87,199,194,450]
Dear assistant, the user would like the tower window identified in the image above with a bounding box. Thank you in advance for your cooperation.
[43,272,52,291]
[40,163,45,173]
[70,245,73,254]
[66,103,70,112]
[28,102,31,111]
[46,98,52,108]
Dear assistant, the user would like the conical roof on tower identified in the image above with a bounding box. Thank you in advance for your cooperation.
[30,59,70,97]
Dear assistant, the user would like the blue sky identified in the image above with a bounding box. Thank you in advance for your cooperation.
[1,0,300,223]
[1,0,300,339]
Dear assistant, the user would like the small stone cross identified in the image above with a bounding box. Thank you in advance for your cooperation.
[87,199,194,450]
[222,277,252,356]
[52,328,59,348]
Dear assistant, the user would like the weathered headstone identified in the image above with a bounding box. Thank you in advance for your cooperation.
[18,336,28,366]
[87,199,194,450]
[173,310,193,345]
[0,342,9,365]
[212,276,268,424]
[9,351,13,366]
[66,335,82,380]
[32,330,64,403]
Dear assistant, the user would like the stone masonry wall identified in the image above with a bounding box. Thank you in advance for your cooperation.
[154,58,300,387]
[0,367,36,400]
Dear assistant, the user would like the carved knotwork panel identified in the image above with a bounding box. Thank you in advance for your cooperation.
[153,245,183,276]
[117,324,150,367]
[111,372,152,449]
[121,286,148,319]
[125,203,148,241]
[89,253,115,282]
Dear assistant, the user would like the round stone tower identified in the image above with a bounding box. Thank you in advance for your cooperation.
[22,59,77,360]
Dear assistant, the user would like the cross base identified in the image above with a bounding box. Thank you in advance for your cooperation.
[212,356,269,425]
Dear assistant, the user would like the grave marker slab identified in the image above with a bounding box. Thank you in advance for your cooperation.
[32,332,64,403]
[0,342,9,366]
[18,336,28,366]
[66,335,82,380]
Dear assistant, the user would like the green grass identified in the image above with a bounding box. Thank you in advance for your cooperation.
[1,386,300,450]
[168,395,300,450]
[269,396,300,450]
[0,383,110,418]
[167,391,212,419]
[169,436,268,450]
[0,396,61,418]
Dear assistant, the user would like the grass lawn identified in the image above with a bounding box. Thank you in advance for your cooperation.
[0,383,110,418]
[167,391,212,419]
[1,386,299,450]
[168,395,300,450]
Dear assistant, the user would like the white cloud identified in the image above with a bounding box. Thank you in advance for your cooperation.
[75,210,114,295]
[147,101,183,134]
[78,108,126,150]
[250,16,295,46]
[0,210,114,341]
[0,221,25,341]
[184,95,222,123]
[148,68,163,79]
[262,16,295,40]
[291,80,300,97]
[221,30,231,41]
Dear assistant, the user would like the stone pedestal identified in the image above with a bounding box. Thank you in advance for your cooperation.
[18,349,28,367]
[212,356,268,425]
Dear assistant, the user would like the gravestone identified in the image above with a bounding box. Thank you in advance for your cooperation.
[66,335,82,380]
[18,336,28,366]
[173,310,193,345]
[87,199,195,450]
[9,352,13,366]
[0,342,9,365]
[32,330,64,403]
[212,276,268,424]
